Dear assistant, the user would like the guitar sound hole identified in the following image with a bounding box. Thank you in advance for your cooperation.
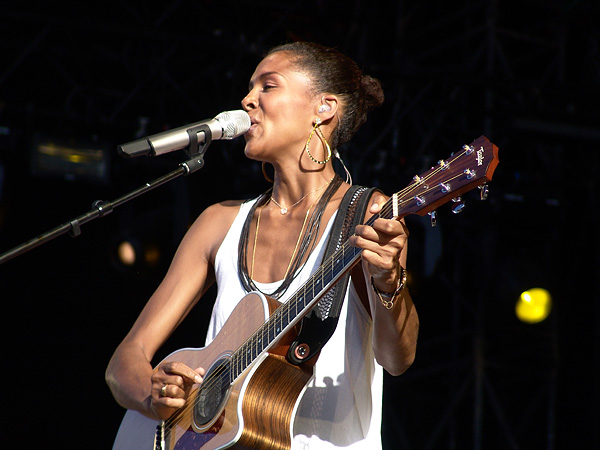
[193,356,231,428]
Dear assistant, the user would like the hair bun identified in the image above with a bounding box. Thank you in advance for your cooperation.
[361,75,385,112]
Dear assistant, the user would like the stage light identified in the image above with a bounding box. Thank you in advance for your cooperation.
[30,134,109,183]
[116,240,137,266]
[516,288,552,324]
[143,243,161,267]
[112,237,162,271]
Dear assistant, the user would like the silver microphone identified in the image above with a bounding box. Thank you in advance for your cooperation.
[118,110,251,158]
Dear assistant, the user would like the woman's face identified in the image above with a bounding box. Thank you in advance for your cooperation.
[241,51,318,163]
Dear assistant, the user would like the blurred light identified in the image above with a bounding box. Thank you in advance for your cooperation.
[117,241,137,266]
[143,243,161,267]
[112,238,161,270]
[516,288,552,324]
[30,134,109,183]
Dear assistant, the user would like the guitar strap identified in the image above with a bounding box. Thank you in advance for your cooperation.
[287,184,378,365]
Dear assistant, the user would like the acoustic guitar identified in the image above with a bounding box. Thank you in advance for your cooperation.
[113,135,499,450]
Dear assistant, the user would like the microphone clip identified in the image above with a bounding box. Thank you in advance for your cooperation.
[182,123,213,174]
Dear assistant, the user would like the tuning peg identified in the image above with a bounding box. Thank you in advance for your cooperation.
[451,197,465,214]
[429,210,437,227]
[479,184,489,201]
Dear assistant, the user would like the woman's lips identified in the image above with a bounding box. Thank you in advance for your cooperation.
[246,122,259,136]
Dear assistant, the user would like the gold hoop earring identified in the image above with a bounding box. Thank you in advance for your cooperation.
[305,118,331,165]
[262,162,273,183]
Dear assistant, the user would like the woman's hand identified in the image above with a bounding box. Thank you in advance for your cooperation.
[350,193,418,375]
[150,362,205,420]
[351,194,408,292]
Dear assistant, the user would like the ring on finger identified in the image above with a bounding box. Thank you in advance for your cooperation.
[160,384,168,397]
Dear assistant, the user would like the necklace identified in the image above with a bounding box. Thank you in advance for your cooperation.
[251,176,335,282]
[238,175,343,299]
[251,197,315,281]
[271,176,334,215]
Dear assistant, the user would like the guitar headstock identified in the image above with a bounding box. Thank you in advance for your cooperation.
[383,136,499,220]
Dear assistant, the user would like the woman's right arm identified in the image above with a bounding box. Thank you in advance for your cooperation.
[105,200,242,420]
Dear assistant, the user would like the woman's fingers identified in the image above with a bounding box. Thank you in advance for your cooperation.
[151,362,205,411]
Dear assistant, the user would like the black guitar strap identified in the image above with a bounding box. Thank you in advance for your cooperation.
[287,185,378,365]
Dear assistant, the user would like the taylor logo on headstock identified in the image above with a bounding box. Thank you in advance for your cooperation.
[476,146,485,166]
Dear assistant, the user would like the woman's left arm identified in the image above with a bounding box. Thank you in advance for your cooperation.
[350,192,419,376]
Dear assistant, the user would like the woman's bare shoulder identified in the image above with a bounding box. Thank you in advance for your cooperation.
[200,199,247,222]
[184,199,249,259]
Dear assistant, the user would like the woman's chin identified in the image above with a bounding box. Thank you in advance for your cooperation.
[243,144,261,161]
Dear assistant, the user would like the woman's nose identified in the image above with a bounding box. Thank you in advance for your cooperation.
[241,90,257,111]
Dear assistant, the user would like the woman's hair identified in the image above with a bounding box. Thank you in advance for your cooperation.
[267,42,384,148]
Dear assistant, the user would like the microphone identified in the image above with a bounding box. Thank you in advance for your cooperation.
[118,110,251,158]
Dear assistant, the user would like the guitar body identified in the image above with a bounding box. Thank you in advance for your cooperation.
[113,292,314,450]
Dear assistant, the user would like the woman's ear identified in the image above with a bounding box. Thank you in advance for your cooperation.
[317,95,339,122]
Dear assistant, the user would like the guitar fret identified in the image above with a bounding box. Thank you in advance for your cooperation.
[255,332,261,354]
[251,333,258,362]
[276,312,284,336]
[333,255,343,276]
[323,261,333,286]
[299,288,307,309]
[343,246,354,266]
[286,300,293,327]
[234,351,242,379]
[314,273,322,293]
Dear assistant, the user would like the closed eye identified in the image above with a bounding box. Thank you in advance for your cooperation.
[248,71,282,93]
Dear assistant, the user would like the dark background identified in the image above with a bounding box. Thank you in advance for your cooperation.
[0,1,598,449]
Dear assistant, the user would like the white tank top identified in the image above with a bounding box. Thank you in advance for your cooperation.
[206,198,384,450]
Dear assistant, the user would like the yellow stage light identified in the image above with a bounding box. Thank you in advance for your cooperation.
[516,288,552,324]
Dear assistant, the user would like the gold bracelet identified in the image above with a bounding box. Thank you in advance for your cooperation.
[371,268,407,310]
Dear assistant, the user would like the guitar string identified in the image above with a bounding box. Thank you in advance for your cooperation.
[163,147,476,431]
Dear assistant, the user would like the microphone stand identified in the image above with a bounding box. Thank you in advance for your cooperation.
[0,124,213,266]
